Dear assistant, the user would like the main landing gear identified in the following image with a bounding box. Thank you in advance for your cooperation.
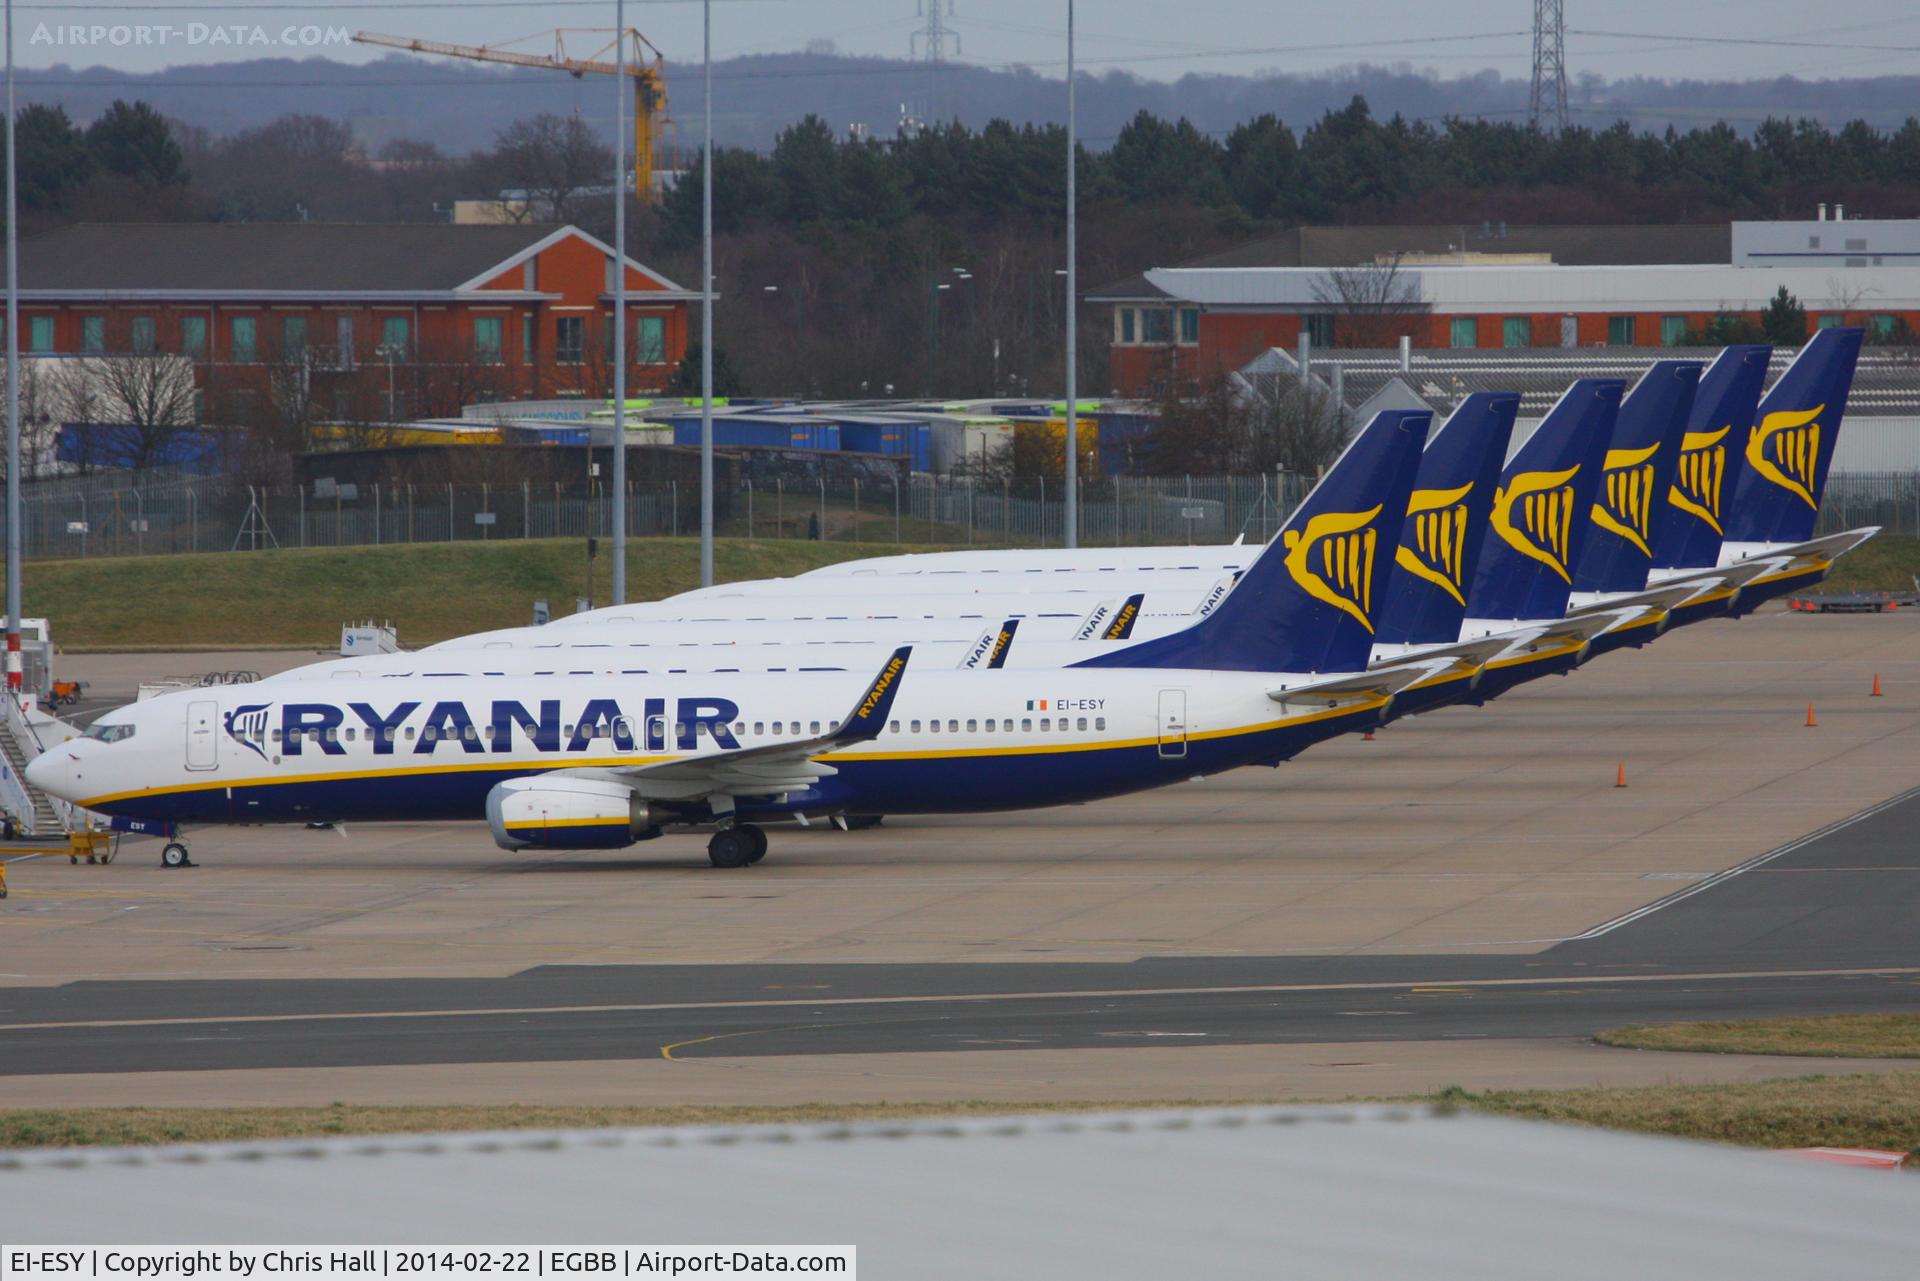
[160,841,196,869]
[707,824,768,869]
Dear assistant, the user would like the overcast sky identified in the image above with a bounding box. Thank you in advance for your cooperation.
[18,0,1920,82]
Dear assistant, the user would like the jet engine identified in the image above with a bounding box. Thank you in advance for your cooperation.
[486,775,664,851]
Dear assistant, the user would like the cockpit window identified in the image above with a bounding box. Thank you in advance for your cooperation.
[84,722,136,743]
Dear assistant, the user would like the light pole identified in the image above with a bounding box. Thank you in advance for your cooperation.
[376,343,399,421]
[4,0,21,692]
[611,0,628,603]
[1062,0,1078,549]
[699,0,714,587]
[926,279,952,397]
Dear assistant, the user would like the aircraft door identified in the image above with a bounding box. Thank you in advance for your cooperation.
[1157,690,1188,759]
[185,699,219,771]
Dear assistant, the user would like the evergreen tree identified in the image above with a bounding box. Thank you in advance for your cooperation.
[15,104,95,211]
[1760,285,1808,346]
[86,100,189,187]
[669,341,744,398]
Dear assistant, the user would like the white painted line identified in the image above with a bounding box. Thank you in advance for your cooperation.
[1570,784,1920,941]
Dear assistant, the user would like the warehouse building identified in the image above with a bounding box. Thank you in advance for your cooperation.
[1093,218,1920,397]
[4,222,697,422]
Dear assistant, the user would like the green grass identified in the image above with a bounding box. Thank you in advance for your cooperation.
[1446,1072,1920,1154]
[1597,1014,1920,1059]
[2,538,949,650]
[1822,533,1920,595]
[7,1074,1920,1152]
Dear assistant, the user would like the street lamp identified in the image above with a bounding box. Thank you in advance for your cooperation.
[375,343,401,421]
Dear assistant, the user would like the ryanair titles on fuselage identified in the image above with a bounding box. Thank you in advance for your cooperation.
[228,697,745,758]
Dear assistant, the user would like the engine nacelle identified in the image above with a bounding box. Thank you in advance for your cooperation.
[486,776,659,851]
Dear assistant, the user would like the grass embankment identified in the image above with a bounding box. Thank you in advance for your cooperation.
[1598,1013,1920,1059]
[1444,1072,1920,1153]
[3,538,948,650]
[7,1072,1920,1152]
[1821,533,1920,594]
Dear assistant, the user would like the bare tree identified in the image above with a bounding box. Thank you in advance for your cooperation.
[1143,370,1345,477]
[1310,254,1425,349]
[491,115,613,224]
[54,351,198,473]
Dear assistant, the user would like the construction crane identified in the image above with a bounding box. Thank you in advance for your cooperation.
[354,28,669,202]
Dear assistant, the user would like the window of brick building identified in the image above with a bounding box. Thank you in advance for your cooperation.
[1449,317,1477,348]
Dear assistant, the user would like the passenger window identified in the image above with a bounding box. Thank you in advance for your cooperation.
[810,721,821,735]
[1077,717,1087,731]
[911,720,922,733]
[405,726,417,740]
[464,725,478,742]
[888,720,899,733]
[754,722,765,735]
[948,720,958,733]
[271,729,283,743]
[1095,717,1106,730]
[674,722,687,740]
[343,728,355,742]
[323,727,338,743]
[967,719,977,732]
[1022,718,1032,732]
[1040,718,1050,731]
[928,720,939,734]
[791,722,801,735]
[733,722,745,736]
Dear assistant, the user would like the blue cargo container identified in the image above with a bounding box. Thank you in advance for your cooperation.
[667,417,840,451]
[837,418,932,472]
[1095,413,1156,477]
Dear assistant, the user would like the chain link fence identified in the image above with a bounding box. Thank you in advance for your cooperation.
[5,467,1909,563]
[2,471,1319,561]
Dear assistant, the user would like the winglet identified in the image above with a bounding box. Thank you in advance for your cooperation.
[836,646,911,743]
[1102,593,1145,640]
[987,619,1019,669]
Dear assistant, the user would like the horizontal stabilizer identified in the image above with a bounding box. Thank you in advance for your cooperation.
[1267,657,1459,715]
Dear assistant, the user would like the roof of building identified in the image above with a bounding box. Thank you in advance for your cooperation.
[1239,342,1920,419]
[1086,223,1734,304]
[5,1106,1916,1273]
[8,222,691,297]
[1149,262,1920,314]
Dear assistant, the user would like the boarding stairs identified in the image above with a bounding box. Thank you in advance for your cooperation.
[0,693,76,838]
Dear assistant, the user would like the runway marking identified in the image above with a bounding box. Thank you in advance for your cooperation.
[3,965,1918,1035]
[1566,783,1920,941]
[660,1024,827,1061]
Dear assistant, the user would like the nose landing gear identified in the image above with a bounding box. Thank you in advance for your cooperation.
[160,842,196,869]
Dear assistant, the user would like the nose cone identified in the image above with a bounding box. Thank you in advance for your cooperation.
[24,751,75,802]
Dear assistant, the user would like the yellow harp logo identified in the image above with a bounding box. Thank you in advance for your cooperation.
[1746,404,1824,510]
[1393,482,1475,606]
[1591,442,1662,556]
[1283,504,1384,633]
[1667,426,1729,535]
[1490,465,1581,584]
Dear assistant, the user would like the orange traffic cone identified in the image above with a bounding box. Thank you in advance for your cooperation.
[1872,674,1883,697]
[1362,731,1375,741]
[1615,763,1627,788]
[1806,702,1818,728]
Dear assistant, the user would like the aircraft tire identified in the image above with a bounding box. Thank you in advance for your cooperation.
[160,842,193,869]
[741,825,769,865]
[708,830,751,869]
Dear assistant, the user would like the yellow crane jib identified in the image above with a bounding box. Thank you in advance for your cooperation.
[353,28,670,203]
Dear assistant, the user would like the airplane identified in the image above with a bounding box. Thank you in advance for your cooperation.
[32,412,1465,870]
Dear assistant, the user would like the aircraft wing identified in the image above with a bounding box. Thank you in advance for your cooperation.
[1567,578,1729,622]
[1368,633,1530,677]
[1266,657,1460,715]
[575,647,912,802]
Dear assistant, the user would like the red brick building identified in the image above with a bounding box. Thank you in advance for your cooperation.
[8,222,697,422]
